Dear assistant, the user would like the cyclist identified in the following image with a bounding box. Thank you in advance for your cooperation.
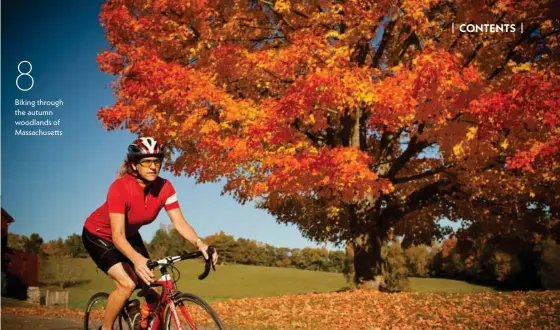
[82,137,218,330]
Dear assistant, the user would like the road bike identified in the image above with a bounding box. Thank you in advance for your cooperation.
[84,246,225,330]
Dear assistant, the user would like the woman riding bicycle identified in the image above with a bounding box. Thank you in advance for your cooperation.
[82,137,218,330]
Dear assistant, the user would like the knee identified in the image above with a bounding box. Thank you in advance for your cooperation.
[116,279,136,295]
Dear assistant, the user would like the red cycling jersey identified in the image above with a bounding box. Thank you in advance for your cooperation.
[84,174,180,242]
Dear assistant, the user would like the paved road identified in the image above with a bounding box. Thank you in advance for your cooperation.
[1,313,232,330]
[1,313,83,330]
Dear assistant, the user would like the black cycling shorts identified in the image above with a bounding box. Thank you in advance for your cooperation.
[82,226,150,275]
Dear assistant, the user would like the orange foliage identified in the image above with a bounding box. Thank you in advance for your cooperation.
[4,290,560,329]
[95,0,559,280]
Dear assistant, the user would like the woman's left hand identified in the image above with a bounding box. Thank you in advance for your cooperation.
[197,240,218,266]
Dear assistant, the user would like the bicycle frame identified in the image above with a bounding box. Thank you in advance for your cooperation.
[146,264,197,330]
[85,249,216,330]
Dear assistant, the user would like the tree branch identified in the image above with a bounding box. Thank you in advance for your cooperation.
[393,164,455,184]
[381,180,455,226]
[463,12,506,68]
[390,32,420,67]
[487,24,539,80]
[384,124,432,179]
[292,118,323,148]
[372,9,399,68]
[529,28,560,44]
[257,0,295,31]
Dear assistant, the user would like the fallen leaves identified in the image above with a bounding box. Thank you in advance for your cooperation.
[211,290,560,330]
[4,290,559,329]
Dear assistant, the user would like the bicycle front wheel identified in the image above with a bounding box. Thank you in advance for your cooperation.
[84,292,133,330]
[164,293,225,330]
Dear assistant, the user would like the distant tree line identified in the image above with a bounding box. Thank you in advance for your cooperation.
[9,229,560,292]
[148,230,348,273]
[8,230,348,273]
[8,232,87,258]
[366,234,560,292]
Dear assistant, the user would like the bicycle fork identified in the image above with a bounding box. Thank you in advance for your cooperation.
[169,300,184,329]
[144,298,197,330]
[145,273,197,330]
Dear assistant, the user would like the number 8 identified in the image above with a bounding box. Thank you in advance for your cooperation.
[16,61,34,91]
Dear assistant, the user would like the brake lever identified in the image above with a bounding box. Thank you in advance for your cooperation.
[207,246,216,271]
[198,246,216,280]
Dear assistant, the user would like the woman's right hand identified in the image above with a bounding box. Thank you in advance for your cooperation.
[133,255,155,285]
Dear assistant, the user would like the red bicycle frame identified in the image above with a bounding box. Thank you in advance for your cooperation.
[146,266,197,330]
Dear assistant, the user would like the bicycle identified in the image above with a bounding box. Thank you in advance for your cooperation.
[84,246,225,330]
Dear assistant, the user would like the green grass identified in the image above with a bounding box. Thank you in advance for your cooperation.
[40,258,495,309]
[408,277,496,293]
[45,258,348,309]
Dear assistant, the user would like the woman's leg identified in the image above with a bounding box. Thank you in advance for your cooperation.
[126,233,161,328]
[102,262,138,330]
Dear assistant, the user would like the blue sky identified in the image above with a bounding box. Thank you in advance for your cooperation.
[0,0,338,250]
[1,1,459,251]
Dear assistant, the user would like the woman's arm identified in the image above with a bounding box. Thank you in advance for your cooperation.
[110,212,154,284]
[166,207,218,265]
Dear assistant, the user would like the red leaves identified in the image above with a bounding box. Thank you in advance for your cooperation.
[507,137,560,172]
[467,71,560,172]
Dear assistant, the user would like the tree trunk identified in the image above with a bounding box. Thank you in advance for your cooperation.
[352,231,385,289]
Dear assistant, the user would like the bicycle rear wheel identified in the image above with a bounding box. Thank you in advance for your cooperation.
[84,292,134,330]
[164,293,225,330]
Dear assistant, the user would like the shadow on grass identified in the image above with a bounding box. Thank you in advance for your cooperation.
[450,275,543,292]
[334,286,354,293]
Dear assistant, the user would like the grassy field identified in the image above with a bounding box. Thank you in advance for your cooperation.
[39,257,495,309]
[408,277,495,293]
[10,259,557,330]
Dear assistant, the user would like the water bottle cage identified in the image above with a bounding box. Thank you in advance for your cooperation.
[126,299,140,309]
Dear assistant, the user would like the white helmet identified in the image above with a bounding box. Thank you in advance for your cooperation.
[127,137,164,160]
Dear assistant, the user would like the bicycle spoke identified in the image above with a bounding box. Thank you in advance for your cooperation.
[85,293,134,330]
[85,296,108,330]
[167,300,221,330]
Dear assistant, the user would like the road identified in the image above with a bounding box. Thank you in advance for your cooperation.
[1,313,83,330]
[1,313,231,330]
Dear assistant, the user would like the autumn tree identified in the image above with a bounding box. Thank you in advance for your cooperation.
[204,231,239,264]
[42,238,67,256]
[404,244,432,277]
[97,0,559,288]
[7,233,27,251]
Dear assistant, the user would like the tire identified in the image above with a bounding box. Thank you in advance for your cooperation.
[164,293,225,330]
[84,292,134,330]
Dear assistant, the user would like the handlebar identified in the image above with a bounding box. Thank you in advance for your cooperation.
[146,246,216,280]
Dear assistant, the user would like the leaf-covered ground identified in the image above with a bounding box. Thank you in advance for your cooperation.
[3,290,559,329]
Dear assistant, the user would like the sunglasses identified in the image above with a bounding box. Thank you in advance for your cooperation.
[137,158,163,168]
